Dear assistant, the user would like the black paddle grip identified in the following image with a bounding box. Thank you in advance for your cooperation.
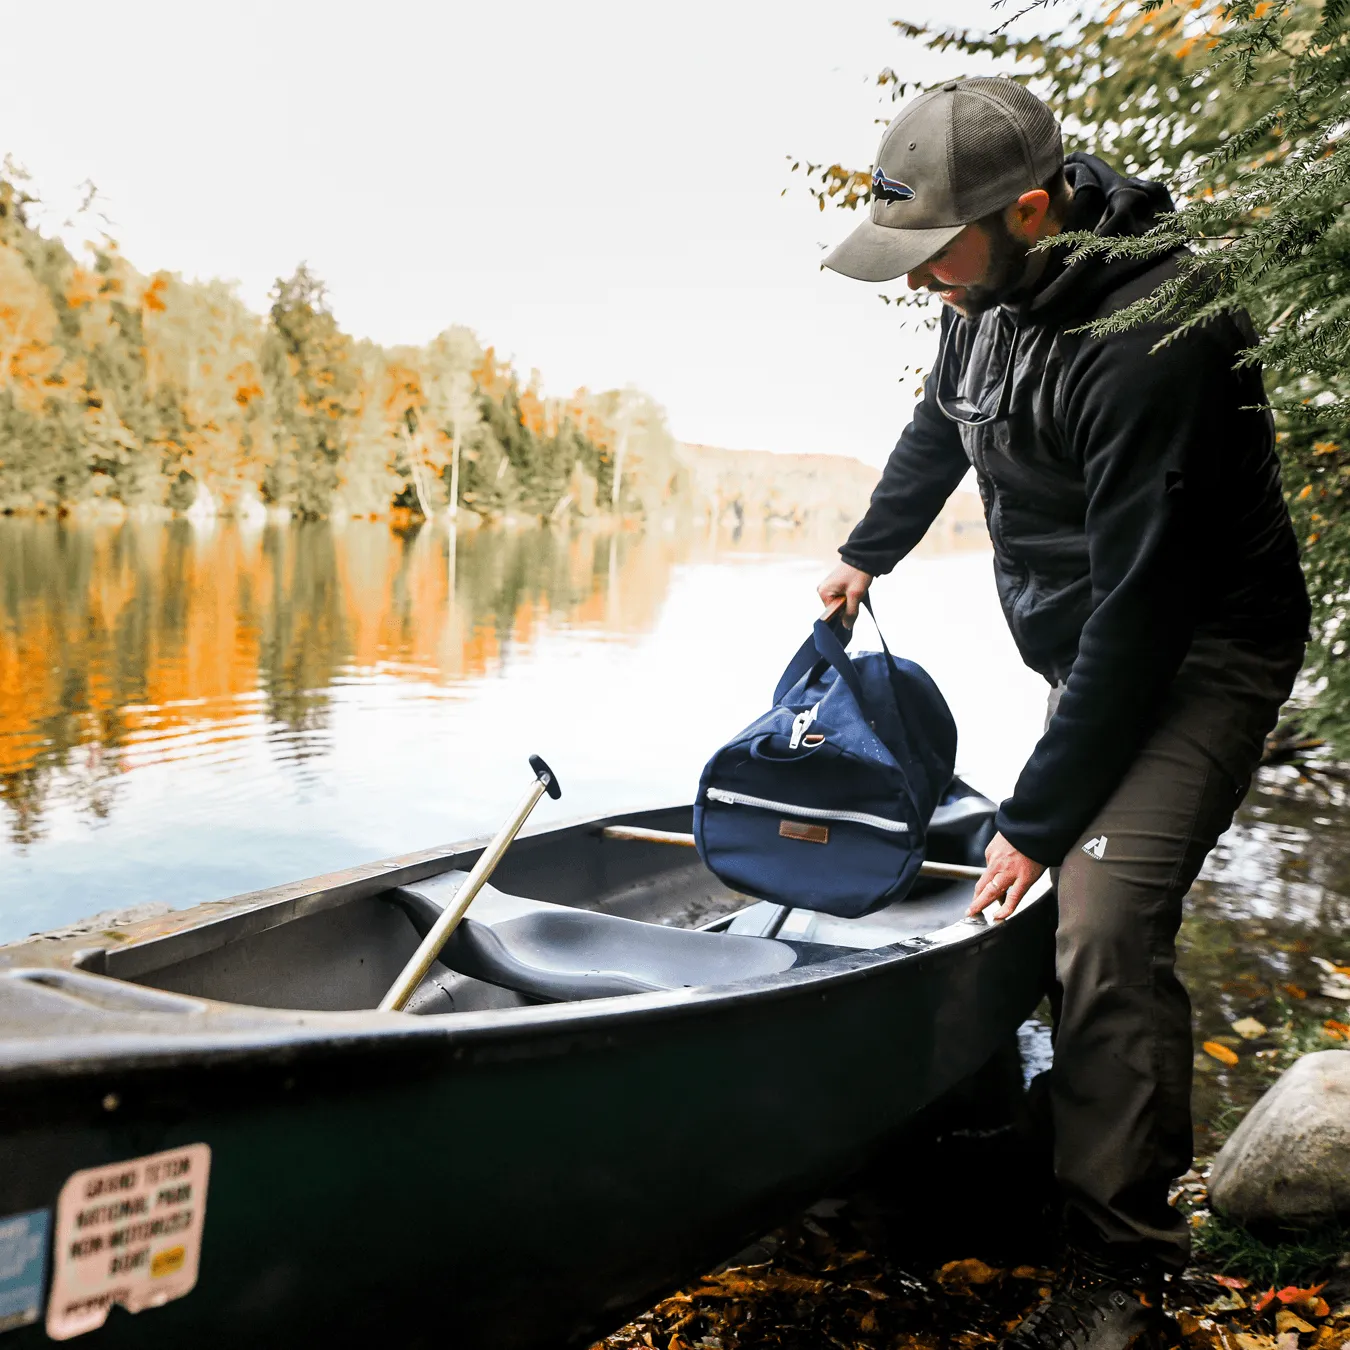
[529,754,562,800]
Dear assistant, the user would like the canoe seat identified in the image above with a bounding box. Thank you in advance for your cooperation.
[449,910,802,1001]
[387,876,802,1003]
[929,795,997,833]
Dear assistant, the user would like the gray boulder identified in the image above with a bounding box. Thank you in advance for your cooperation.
[1209,1049,1350,1226]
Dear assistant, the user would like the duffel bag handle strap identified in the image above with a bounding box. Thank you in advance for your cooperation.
[855,593,915,721]
[771,598,857,705]
[808,612,878,724]
[771,594,897,727]
[771,598,844,704]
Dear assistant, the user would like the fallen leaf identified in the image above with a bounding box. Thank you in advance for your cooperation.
[934,1258,1002,1289]
[1232,1017,1267,1039]
[1205,1290,1247,1312]
[1311,958,1350,1000]
[1276,1282,1326,1306]
[1235,1333,1277,1349]
[1253,1288,1278,1314]
[755,1272,829,1297]
[1276,1335,1300,1350]
[1213,1274,1250,1290]
[1276,1309,1315,1334]
[1203,1040,1240,1066]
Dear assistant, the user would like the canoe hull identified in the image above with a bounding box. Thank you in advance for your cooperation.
[0,903,1053,1347]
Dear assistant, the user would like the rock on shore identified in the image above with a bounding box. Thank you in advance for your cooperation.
[1209,1049,1350,1226]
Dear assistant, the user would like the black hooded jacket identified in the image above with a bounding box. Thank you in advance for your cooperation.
[839,153,1310,866]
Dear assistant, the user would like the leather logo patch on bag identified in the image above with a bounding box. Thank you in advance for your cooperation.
[780,820,829,845]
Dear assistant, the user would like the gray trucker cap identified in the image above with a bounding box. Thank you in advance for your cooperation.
[825,77,1063,284]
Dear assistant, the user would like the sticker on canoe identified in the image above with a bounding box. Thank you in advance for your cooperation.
[0,1208,50,1333]
[46,1144,210,1341]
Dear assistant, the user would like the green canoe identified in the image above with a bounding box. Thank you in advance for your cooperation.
[0,789,1053,1347]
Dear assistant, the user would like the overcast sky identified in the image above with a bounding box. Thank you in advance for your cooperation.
[0,1,1031,465]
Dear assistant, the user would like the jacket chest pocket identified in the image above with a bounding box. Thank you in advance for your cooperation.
[960,420,1013,473]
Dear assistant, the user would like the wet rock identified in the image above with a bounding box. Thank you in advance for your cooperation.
[1210,1050,1350,1226]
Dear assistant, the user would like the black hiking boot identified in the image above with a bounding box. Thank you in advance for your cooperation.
[999,1249,1179,1350]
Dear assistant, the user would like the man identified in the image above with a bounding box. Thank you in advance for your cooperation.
[819,77,1309,1349]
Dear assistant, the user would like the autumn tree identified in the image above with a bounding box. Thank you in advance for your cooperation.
[261,264,357,519]
[421,326,482,519]
[140,272,271,513]
[0,173,679,528]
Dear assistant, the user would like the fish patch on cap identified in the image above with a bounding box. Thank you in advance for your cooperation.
[871,167,915,203]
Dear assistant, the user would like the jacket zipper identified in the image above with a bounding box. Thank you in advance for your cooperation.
[788,704,819,750]
[705,787,908,834]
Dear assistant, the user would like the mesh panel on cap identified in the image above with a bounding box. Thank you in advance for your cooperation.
[948,78,1062,220]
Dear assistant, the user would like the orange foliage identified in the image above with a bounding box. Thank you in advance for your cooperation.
[64,267,100,310]
[383,362,424,424]
[142,275,169,313]
[0,244,66,410]
[471,345,513,402]
[517,373,551,437]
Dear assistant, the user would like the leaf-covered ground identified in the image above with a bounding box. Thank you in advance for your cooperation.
[591,1179,1350,1350]
[589,1040,1348,1350]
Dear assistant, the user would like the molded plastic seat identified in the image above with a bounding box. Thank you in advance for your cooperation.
[387,876,799,1002]
[448,909,799,1000]
[929,795,997,833]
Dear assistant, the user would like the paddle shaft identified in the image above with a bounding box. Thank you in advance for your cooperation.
[599,825,984,881]
[380,760,558,1012]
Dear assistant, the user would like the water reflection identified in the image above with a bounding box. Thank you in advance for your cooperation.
[1183,770,1350,1152]
[0,518,676,848]
[13,515,1026,939]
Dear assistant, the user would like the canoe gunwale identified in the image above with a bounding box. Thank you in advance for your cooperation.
[0,914,1045,1088]
[0,801,1051,1085]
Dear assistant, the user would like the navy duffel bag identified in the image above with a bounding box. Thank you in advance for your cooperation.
[693,596,957,918]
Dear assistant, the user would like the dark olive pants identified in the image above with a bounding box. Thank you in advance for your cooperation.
[1043,634,1304,1271]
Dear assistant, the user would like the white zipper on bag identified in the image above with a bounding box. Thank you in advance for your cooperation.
[788,703,819,750]
[705,787,909,834]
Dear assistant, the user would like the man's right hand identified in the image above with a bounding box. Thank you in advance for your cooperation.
[817,561,873,623]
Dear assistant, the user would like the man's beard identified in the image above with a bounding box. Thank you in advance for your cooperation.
[935,218,1032,317]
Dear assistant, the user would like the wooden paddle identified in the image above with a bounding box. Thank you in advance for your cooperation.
[379,755,561,1012]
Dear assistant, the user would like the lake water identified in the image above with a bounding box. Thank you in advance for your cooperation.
[0,515,1048,939]
[1,516,1346,1148]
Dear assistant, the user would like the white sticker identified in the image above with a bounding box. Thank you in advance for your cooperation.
[46,1144,210,1341]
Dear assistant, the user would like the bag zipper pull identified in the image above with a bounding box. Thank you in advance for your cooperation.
[789,704,819,750]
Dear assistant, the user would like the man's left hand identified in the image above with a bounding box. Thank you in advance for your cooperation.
[967,831,1046,922]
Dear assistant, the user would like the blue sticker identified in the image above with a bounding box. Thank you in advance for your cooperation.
[0,1209,49,1334]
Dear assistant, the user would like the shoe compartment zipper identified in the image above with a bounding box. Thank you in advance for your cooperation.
[705,787,908,834]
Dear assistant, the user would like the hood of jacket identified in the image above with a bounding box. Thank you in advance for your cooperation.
[1024,152,1178,323]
